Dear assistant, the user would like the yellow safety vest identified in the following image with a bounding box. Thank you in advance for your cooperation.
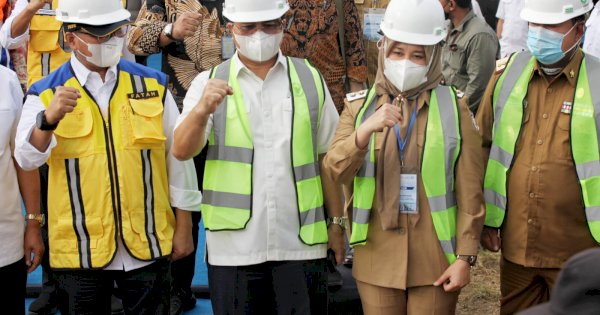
[350,86,462,264]
[29,58,175,269]
[484,51,600,243]
[202,56,329,245]
[27,0,70,88]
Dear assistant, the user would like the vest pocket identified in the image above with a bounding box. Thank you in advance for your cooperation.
[128,98,166,145]
[53,107,94,157]
[29,15,61,52]
[129,209,169,243]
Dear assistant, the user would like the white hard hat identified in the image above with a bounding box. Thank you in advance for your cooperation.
[521,0,593,25]
[56,0,130,26]
[223,0,289,23]
[380,0,446,46]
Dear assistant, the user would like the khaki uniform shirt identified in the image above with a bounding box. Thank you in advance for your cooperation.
[323,90,485,289]
[476,50,599,269]
[442,10,498,113]
[355,0,389,85]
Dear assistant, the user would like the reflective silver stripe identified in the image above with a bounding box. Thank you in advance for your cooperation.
[290,58,320,151]
[435,86,459,196]
[352,207,371,224]
[357,93,377,178]
[484,188,507,210]
[490,144,514,169]
[132,75,144,94]
[294,163,319,182]
[203,190,252,210]
[142,150,161,259]
[586,206,600,221]
[206,145,253,164]
[586,56,600,163]
[576,161,600,180]
[300,207,326,226]
[41,53,50,77]
[494,52,532,124]
[211,60,232,147]
[66,158,91,269]
[439,238,456,255]
[428,193,457,212]
[43,2,51,9]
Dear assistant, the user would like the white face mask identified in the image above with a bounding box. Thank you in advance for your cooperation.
[74,34,124,68]
[234,31,283,62]
[384,58,428,93]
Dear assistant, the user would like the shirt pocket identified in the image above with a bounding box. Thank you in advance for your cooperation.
[556,112,574,161]
[127,97,166,146]
[444,43,466,73]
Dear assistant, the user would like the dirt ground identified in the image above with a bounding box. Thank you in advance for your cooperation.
[457,251,502,315]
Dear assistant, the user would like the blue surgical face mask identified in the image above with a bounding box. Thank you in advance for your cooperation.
[527,24,578,65]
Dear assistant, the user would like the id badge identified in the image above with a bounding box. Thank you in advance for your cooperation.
[221,34,235,60]
[363,8,385,42]
[399,173,418,214]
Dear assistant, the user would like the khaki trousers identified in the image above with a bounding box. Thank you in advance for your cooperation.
[356,280,459,315]
[500,258,560,315]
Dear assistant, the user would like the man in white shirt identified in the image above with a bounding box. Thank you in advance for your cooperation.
[0,64,44,315]
[584,3,600,58]
[14,1,201,313]
[496,0,528,57]
[173,0,344,313]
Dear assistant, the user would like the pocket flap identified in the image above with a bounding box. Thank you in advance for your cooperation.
[129,98,164,118]
[30,15,63,31]
[54,107,93,139]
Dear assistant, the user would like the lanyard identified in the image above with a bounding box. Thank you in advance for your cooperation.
[393,97,417,166]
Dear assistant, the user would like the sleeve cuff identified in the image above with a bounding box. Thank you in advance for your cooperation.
[456,237,480,257]
[169,185,202,212]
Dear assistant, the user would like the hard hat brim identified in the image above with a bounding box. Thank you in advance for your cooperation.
[223,7,288,23]
[380,26,446,46]
[520,7,591,25]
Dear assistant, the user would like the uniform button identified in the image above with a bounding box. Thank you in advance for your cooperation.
[527,219,534,224]
[398,228,406,235]
[547,88,553,93]
[532,166,538,172]
[529,192,535,198]
[542,113,548,119]
[537,139,543,145]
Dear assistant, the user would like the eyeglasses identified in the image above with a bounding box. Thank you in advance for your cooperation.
[77,26,128,43]
[233,21,283,36]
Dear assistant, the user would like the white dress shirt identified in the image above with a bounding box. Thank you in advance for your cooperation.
[15,55,202,271]
[0,65,25,268]
[496,0,528,58]
[471,0,486,22]
[177,52,339,266]
[584,4,600,59]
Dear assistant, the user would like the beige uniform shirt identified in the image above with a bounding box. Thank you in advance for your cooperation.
[476,50,599,268]
[323,90,485,289]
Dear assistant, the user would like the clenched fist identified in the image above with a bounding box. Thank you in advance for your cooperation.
[172,12,202,40]
[193,79,233,117]
[355,103,403,149]
[45,86,81,125]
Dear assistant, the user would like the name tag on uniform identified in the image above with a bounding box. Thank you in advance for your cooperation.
[128,90,159,100]
[400,174,418,214]
[221,34,235,60]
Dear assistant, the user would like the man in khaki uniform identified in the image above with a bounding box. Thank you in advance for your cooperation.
[477,0,599,313]
[440,0,498,113]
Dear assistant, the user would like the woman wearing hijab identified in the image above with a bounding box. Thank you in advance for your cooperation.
[322,0,485,313]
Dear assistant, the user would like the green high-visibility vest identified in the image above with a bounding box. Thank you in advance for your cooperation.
[484,51,600,243]
[201,56,329,245]
[350,86,462,264]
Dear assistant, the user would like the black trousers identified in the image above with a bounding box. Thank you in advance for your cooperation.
[208,259,328,315]
[0,258,27,315]
[53,259,170,315]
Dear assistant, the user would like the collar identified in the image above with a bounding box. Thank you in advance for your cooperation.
[232,51,287,78]
[533,49,583,87]
[70,54,118,87]
[451,10,476,34]
[376,90,431,111]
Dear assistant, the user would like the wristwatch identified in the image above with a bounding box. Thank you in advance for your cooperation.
[327,216,347,230]
[36,110,58,131]
[163,23,178,41]
[26,213,46,227]
[456,255,478,267]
